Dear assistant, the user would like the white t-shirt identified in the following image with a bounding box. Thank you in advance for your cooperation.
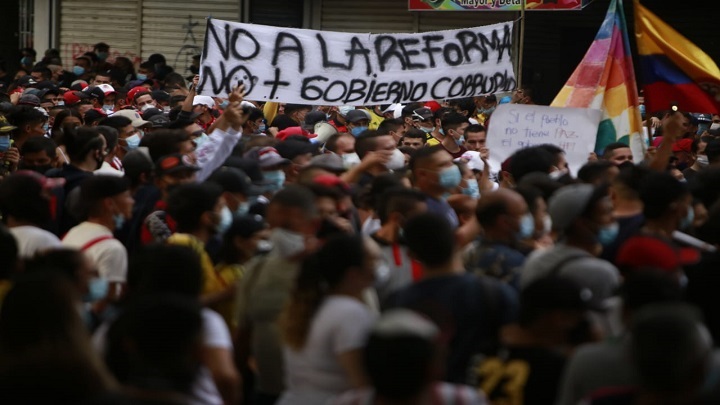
[61,222,127,283]
[278,296,376,405]
[9,225,61,258]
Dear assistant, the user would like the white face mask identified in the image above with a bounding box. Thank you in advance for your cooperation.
[542,215,553,235]
[696,155,709,168]
[385,148,406,171]
[710,123,720,131]
[269,228,306,258]
[341,152,361,169]
[140,103,154,112]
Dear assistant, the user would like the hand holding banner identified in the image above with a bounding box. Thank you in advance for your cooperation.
[486,104,602,174]
[198,19,516,105]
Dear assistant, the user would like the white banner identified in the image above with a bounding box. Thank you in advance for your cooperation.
[198,19,516,105]
[486,104,603,175]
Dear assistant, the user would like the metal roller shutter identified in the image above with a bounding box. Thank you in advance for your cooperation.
[59,0,141,70]
[250,0,304,28]
[418,10,516,32]
[141,0,240,75]
[320,0,414,33]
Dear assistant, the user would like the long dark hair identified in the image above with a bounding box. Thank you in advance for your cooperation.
[279,234,365,350]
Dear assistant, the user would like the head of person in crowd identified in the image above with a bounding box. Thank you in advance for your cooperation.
[449,97,476,118]
[375,187,428,243]
[478,94,498,117]
[51,109,83,139]
[411,107,434,133]
[577,160,620,186]
[276,138,319,185]
[19,47,37,69]
[93,70,112,86]
[476,188,533,247]
[539,144,569,178]
[615,235,700,283]
[79,175,134,232]
[133,90,157,113]
[7,105,48,149]
[609,163,648,218]
[639,171,694,235]
[516,185,552,243]
[362,310,448,403]
[73,56,92,79]
[245,146,291,193]
[18,136,58,173]
[242,107,265,136]
[400,128,426,149]
[0,272,118,402]
[63,126,106,172]
[283,103,312,126]
[83,87,106,110]
[410,146,461,199]
[153,153,199,199]
[377,118,407,145]
[627,303,712,405]
[25,248,97,300]
[404,213,458,272]
[167,182,225,240]
[346,109,371,137]
[218,214,269,267]
[121,148,154,193]
[464,124,487,154]
[141,129,194,164]
[95,125,120,168]
[190,95,216,126]
[265,185,320,259]
[82,108,107,127]
[549,183,616,256]
[441,112,470,146]
[670,138,693,170]
[356,130,405,174]
[39,88,62,111]
[704,138,720,167]
[325,132,358,168]
[208,166,261,219]
[306,182,354,239]
[280,234,379,350]
[136,61,156,82]
[507,145,556,186]
[105,293,202,400]
[0,170,57,232]
[519,275,602,348]
[602,142,634,166]
[30,65,51,82]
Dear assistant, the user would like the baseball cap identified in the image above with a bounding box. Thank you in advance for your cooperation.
[147,114,170,128]
[304,111,327,127]
[18,94,41,107]
[548,184,595,232]
[126,86,149,105]
[412,107,433,121]
[83,108,108,124]
[151,90,170,103]
[97,83,116,95]
[63,90,90,106]
[83,86,105,103]
[16,75,36,87]
[346,109,369,123]
[275,139,319,161]
[424,101,442,112]
[192,95,215,108]
[275,126,316,142]
[228,214,267,238]
[70,80,89,91]
[308,153,346,173]
[382,103,404,115]
[155,154,200,176]
[245,146,291,169]
[113,109,152,128]
[672,138,693,154]
[223,156,268,185]
[0,116,17,133]
[142,108,164,120]
[80,175,130,201]
[616,235,700,273]
[208,166,263,196]
[522,275,606,312]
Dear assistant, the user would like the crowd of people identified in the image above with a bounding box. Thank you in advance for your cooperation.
[1,42,720,405]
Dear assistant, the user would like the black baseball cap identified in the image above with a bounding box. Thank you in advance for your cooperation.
[208,166,263,196]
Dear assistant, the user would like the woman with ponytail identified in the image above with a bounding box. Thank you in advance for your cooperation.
[278,234,380,404]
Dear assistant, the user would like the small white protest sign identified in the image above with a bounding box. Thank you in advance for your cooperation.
[486,104,602,175]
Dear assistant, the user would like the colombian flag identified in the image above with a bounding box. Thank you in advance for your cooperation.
[635,1,720,115]
[552,0,643,158]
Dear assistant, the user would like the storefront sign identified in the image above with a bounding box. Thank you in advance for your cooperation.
[198,19,516,105]
[486,104,602,174]
[408,0,584,11]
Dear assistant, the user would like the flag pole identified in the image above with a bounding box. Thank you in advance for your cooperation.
[517,0,526,88]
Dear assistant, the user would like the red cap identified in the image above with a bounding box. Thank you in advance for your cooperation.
[126,86,149,105]
[616,235,700,273]
[672,138,693,153]
[62,91,89,106]
[275,126,317,142]
[424,100,442,112]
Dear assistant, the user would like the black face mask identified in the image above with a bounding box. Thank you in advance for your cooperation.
[17,162,53,175]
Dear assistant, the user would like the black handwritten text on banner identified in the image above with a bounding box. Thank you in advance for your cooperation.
[198,19,516,105]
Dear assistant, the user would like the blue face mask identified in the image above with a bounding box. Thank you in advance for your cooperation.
[113,214,126,230]
[96,52,108,61]
[194,133,209,148]
[263,170,286,192]
[0,136,11,151]
[597,222,619,246]
[124,134,141,150]
[136,73,147,81]
[216,207,233,234]
[680,206,695,230]
[480,106,496,116]
[462,178,480,199]
[42,122,49,132]
[351,126,368,137]
[456,135,465,146]
[236,201,250,217]
[438,165,462,189]
[72,65,85,76]
[419,126,433,134]
[219,100,229,109]
[102,104,114,112]
[639,104,646,118]
[516,213,535,240]
[85,277,108,302]
[257,124,267,134]
[20,56,32,66]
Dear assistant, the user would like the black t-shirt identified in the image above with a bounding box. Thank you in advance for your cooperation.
[602,213,644,264]
[470,347,567,405]
[385,273,518,383]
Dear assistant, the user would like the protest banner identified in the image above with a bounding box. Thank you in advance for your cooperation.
[198,19,516,105]
[486,104,602,174]
[408,0,584,11]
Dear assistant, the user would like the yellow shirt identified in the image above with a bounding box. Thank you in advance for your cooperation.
[213,262,245,332]
[364,108,384,130]
[166,233,223,297]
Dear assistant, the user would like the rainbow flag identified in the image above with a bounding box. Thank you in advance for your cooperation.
[635,1,720,115]
[551,0,643,158]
